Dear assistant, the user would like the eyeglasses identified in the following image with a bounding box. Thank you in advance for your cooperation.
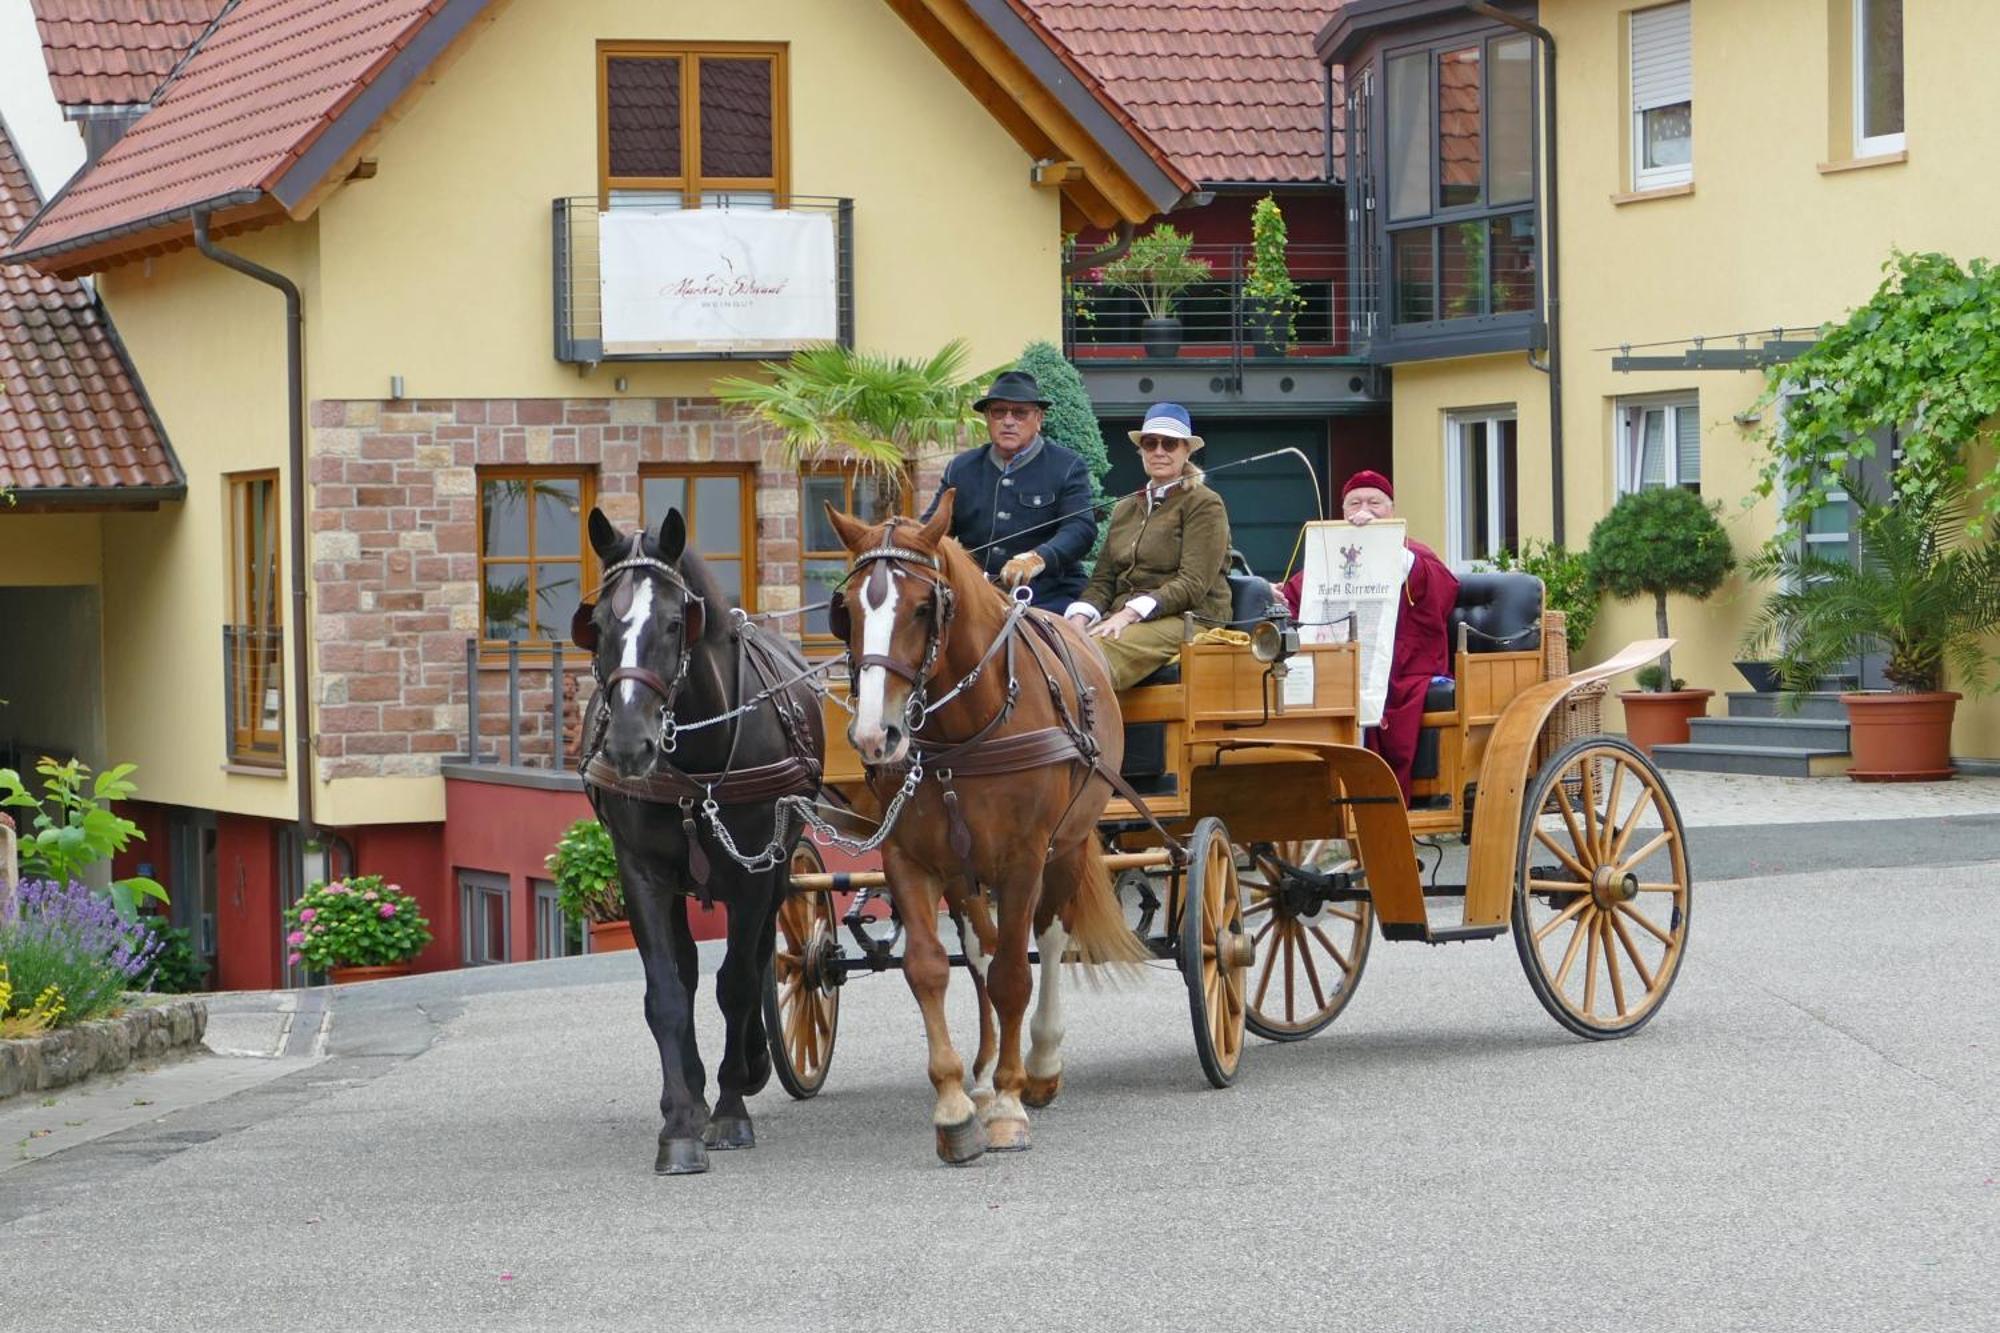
[1137,436,1187,453]
[985,405,1039,421]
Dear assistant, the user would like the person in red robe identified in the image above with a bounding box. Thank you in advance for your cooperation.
[1280,471,1460,805]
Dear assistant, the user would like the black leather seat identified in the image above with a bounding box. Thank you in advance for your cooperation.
[1446,572,1543,656]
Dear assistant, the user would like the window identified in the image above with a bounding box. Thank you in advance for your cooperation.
[1617,394,1702,494]
[800,469,905,648]
[460,871,510,966]
[641,466,756,610]
[1378,33,1538,327]
[226,471,283,766]
[1445,411,1519,566]
[1631,3,1693,190]
[1854,0,1904,155]
[532,879,581,960]
[477,469,593,649]
[598,42,788,208]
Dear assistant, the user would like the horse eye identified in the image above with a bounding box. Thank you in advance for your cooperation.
[913,601,932,619]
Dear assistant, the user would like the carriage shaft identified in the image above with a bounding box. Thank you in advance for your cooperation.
[791,848,1174,894]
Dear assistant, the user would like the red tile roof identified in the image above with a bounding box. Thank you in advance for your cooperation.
[8,0,487,268]
[31,0,230,109]
[1,117,181,500]
[1019,0,1338,184]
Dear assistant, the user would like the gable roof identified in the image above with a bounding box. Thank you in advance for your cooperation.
[1020,0,1338,184]
[0,116,182,505]
[10,0,1198,277]
[31,0,230,110]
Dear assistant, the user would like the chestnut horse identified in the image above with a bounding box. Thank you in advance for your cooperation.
[825,490,1147,1164]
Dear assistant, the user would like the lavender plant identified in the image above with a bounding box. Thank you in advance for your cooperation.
[0,879,164,1027]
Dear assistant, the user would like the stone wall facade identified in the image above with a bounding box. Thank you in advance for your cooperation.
[307,397,944,782]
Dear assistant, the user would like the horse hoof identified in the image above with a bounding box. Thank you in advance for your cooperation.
[1021,1072,1062,1108]
[703,1115,756,1151]
[985,1116,1031,1153]
[934,1116,986,1166]
[655,1138,710,1175]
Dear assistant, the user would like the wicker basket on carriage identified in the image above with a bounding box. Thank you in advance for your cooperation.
[1537,610,1609,797]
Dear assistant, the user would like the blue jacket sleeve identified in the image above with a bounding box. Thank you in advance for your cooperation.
[1033,453,1098,573]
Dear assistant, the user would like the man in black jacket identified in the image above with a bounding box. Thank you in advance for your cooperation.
[923,369,1098,610]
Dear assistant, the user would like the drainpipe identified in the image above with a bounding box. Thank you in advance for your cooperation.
[1463,2,1564,545]
[1062,219,1134,277]
[192,212,315,838]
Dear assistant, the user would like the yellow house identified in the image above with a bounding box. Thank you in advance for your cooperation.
[1,0,1195,987]
[1319,0,1998,771]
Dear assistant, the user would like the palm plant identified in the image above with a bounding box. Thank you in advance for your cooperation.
[713,340,994,474]
[1742,482,2000,697]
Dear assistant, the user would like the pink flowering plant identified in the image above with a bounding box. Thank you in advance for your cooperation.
[281,875,432,971]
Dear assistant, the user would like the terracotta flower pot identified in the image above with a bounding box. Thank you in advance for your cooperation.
[1842,691,1959,782]
[327,963,415,985]
[1618,688,1714,755]
[589,919,636,953]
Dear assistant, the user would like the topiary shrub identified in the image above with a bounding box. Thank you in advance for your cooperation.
[1587,488,1735,690]
[1015,339,1110,553]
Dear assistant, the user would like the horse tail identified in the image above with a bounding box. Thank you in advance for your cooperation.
[1063,838,1151,972]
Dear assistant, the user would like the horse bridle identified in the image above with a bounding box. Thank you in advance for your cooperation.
[829,527,956,731]
[572,533,708,752]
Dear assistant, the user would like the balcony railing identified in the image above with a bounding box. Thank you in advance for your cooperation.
[553,195,854,365]
[457,639,584,774]
[1062,244,1349,363]
[224,624,284,767]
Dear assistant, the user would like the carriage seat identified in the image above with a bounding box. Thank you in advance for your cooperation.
[1412,573,1543,784]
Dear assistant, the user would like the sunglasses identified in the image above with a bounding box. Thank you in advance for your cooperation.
[985,405,1039,421]
[1137,436,1187,453]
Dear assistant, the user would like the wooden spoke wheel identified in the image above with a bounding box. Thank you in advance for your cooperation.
[1180,817,1250,1088]
[1238,840,1374,1043]
[763,843,841,1099]
[1512,737,1692,1040]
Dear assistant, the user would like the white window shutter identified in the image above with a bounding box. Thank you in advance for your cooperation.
[1631,4,1692,112]
[1674,403,1701,484]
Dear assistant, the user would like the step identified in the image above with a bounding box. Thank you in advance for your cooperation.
[1650,742,1853,778]
[1724,691,1849,722]
[1685,716,1850,750]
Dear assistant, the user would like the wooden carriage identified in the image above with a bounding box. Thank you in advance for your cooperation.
[765,574,1692,1096]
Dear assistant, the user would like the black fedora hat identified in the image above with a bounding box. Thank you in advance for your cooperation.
[973,369,1051,412]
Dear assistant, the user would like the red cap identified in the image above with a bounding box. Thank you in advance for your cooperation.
[1341,469,1394,501]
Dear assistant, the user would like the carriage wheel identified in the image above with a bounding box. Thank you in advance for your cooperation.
[1511,736,1692,1040]
[763,843,841,1099]
[1238,840,1374,1043]
[1180,817,1250,1088]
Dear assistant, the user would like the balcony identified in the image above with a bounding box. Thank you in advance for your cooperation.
[223,624,284,768]
[1061,244,1378,413]
[553,196,854,365]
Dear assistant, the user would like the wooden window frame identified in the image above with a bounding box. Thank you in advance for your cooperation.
[596,41,790,210]
[799,466,909,653]
[475,466,597,658]
[639,463,760,613]
[226,470,284,766]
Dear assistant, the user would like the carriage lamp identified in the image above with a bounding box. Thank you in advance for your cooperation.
[1250,619,1298,665]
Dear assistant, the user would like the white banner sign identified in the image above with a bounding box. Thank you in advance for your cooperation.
[599,209,838,354]
[1298,519,1407,727]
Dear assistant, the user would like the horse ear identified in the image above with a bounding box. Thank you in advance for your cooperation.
[824,501,870,553]
[920,487,956,547]
[570,601,599,652]
[656,508,687,561]
[588,508,624,564]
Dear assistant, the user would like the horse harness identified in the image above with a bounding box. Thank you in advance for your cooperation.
[834,524,1185,876]
[576,534,823,897]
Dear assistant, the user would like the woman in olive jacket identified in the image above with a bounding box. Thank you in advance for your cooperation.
[1065,403,1232,689]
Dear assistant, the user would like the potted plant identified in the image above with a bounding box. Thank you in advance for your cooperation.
[1587,487,1737,753]
[1743,482,2000,780]
[1098,224,1213,360]
[1243,195,1305,357]
[546,818,630,952]
[283,875,432,984]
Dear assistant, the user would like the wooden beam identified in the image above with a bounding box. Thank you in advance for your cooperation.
[1033,159,1084,187]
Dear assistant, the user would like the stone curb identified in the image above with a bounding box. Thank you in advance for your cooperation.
[0,997,208,1103]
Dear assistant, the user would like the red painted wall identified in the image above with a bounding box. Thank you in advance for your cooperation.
[214,813,282,991]
[343,822,452,970]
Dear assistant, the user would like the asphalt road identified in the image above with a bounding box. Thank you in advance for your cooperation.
[4,819,1996,1333]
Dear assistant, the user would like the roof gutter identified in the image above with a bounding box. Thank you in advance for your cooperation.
[191,211,314,839]
[1463,2,1564,544]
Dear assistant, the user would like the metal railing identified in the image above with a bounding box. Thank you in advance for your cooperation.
[553,195,855,364]
[460,639,580,771]
[1062,243,1349,361]
[223,625,285,766]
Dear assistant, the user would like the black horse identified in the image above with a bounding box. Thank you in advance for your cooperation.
[575,507,824,1174]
